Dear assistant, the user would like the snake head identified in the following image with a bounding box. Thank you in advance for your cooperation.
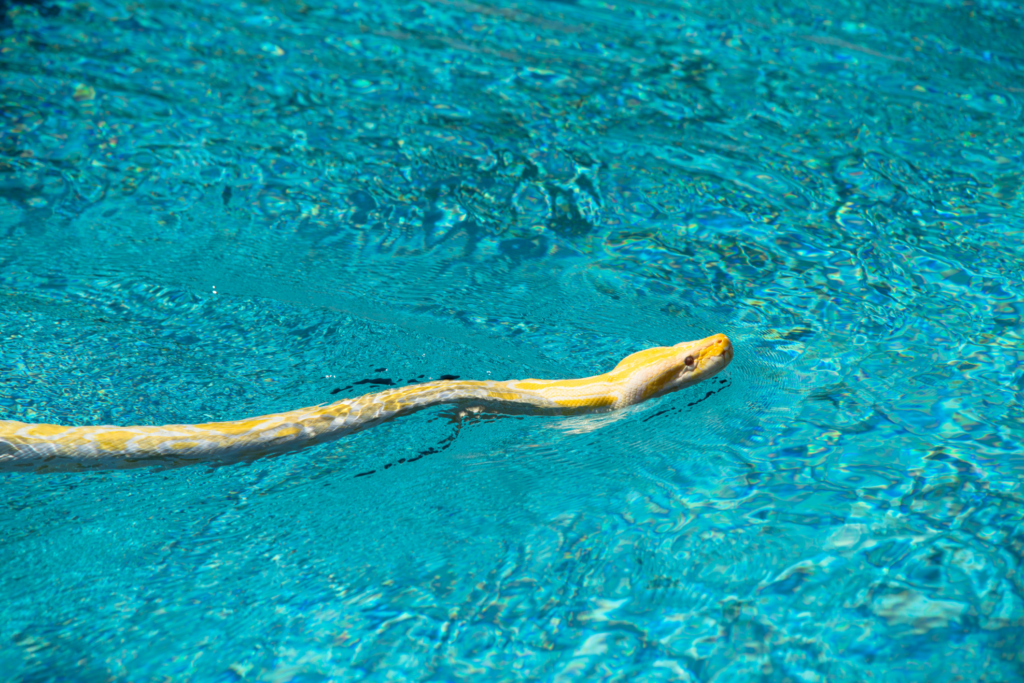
[668,333,733,388]
[612,333,734,407]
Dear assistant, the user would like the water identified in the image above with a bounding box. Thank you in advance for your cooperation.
[1,0,1023,678]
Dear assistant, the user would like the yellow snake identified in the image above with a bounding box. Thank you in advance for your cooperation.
[0,334,732,472]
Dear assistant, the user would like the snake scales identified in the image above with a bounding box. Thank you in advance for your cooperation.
[0,333,732,472]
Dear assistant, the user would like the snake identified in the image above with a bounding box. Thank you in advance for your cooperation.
[0,333,732,472]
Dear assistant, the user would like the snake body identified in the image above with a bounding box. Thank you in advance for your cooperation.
[0,334,732,472]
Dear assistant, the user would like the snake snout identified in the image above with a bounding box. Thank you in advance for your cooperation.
[705,334,733,370]
[713,334,733,363]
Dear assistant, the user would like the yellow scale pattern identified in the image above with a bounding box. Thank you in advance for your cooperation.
[0,334,733,472]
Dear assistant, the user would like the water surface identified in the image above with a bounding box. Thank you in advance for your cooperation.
[1,0,1023,680]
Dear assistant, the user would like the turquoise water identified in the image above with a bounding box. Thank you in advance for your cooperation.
[1,0,1023,678]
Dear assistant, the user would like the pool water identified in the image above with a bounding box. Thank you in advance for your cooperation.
[2,0,1023,679]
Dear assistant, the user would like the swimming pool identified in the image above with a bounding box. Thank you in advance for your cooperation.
[1,0,1022,679]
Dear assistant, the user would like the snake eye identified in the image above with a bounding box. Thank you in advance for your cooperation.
[684,355,695,367]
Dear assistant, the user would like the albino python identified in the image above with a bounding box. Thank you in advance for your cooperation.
[0,333,732,472]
